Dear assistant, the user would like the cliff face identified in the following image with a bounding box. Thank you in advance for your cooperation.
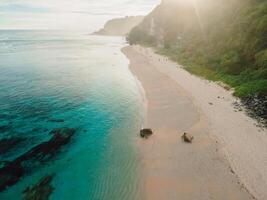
[94,16,144,36]
[127,0,267,98]
[129,0,245,46]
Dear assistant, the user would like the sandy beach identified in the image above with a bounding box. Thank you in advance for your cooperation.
[122,45,267,200]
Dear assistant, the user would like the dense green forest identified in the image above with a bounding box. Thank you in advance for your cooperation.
[127,0,267,99]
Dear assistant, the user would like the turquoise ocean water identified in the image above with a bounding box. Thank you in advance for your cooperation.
[0,30,144,199]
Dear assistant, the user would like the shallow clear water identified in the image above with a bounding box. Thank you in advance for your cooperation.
[0,30,144,200]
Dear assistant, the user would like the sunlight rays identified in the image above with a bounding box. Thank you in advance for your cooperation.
[190,0,207,41]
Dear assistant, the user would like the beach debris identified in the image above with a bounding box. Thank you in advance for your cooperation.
[23,175,54,200]
[181,132,194,143]
[209,102,213,105]
[0,128,75,191]
[140,128,153,139]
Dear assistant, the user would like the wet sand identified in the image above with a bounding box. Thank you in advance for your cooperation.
[122,45,267,200]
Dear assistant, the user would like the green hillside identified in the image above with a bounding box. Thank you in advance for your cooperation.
[127,0,267,99]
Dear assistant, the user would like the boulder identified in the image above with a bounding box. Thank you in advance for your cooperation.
[140,129,153,139]
[181,132,194,143]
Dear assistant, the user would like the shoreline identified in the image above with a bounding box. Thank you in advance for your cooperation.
[122,45,267,200]
[131,71,148,129]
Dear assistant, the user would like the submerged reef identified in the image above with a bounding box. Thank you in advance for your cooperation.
[0,128,75,191]
[0,137,26,155]
[23,175,54,200]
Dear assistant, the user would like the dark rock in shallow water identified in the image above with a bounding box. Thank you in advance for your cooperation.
[0,161,10,168]
[23,175,54,200]
[0,125,12,133]
[31,127,43,132]
[0,114,17,120]
[140,129,153,139]
[0,137,26,155]
[21,105,50,120]
[0,114,8,119]
[0,161,24,191]
[181,132,194,143]
[48,119,64,123]
[17,128,75,162]
[0,128,75,191]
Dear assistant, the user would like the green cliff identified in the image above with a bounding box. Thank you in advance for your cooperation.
[127,0,267,99]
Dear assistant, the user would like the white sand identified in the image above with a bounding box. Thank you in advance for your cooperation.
[122,45,267,200]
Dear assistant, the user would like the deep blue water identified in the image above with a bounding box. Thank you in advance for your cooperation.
[0,30,144,199]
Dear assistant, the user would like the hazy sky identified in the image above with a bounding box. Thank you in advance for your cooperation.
[0,0,160,31]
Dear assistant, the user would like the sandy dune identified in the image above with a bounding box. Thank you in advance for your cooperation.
[122,45,267,200]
